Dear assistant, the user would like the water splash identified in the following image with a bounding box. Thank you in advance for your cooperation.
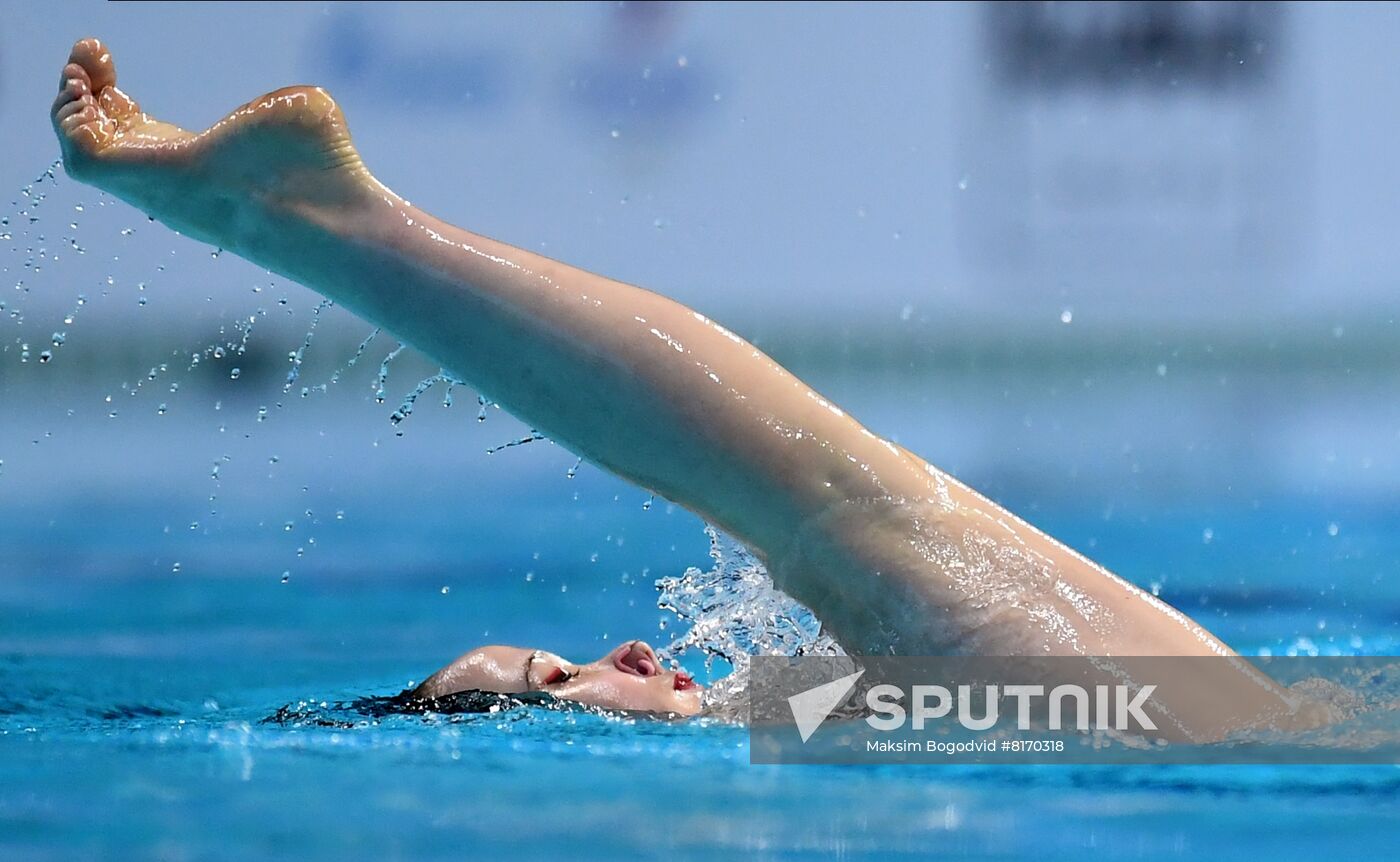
[373,343,406,404]
[188,312,263,373]
[283,298,332,394]
[311,327,379,394]
[485,430,546,455]
[125,358,175,397]
[12,160,59,224]
[232,310,264,356]
[389,372,459,428]
[61,293,87,327]
[476,394,495,423]
[655,526,844,714]
[2,161,64,326]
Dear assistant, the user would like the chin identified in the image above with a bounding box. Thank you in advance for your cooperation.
[671,689,705,717]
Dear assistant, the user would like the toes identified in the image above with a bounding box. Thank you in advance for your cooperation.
[51,83,83,118]
[54,39,129,158]
[58,110,112,160]
[99,85,139,120]
[58,101,96,133]
[68,38,116,95]
[58,62,89,95]
[54,96,91,126]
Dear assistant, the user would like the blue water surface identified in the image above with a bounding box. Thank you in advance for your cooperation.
[3,476,1399,860]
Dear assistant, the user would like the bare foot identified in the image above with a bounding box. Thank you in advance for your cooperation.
[51,38,380,251]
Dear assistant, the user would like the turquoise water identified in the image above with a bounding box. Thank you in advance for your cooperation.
[3,169,1399,859]
[4,487,1399,859]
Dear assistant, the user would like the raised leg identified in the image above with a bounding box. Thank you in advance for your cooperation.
[49,38,1319,738]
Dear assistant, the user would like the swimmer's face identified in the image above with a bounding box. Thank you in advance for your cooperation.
[451,640,703,716]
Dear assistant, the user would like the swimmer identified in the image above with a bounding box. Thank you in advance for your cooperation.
[51,38,1313,731]
[409,640,703,716]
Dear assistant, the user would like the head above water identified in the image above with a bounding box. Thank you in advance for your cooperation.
[411,640,703,716]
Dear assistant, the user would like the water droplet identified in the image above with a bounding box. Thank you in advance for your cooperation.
[1327,522,1340,537]
[440,586,451,595]
[1202,527,1214,544]
[156,403,167,416]
[280,572,290,584]
[229,367,241,380]
[38,350,51,363]
[1060,309,1073,324]
[171,562,182,573]
[610,128,621,139]
[1156,363,1167,377]
[374,343,406,403]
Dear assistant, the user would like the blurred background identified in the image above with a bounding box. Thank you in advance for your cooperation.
[2,0,1398,660]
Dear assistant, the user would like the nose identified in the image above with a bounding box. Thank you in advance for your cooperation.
[614,640,662,676]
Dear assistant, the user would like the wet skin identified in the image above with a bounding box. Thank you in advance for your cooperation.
[51,38,1318,734]
[412,640,703,716]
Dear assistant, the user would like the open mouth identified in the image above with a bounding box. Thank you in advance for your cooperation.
[673,672,698,691]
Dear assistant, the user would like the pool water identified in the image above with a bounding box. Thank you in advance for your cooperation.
[3,471,1399,859]
[2,171,1398,859]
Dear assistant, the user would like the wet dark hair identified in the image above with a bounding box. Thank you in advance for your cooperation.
[261,688,565,728]
[381,687,562,716]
